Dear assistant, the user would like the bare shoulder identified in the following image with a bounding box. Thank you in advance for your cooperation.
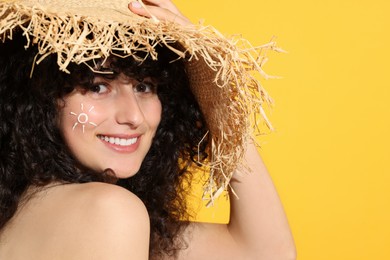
[69,182,148,216]
[59,182,149,224]
[1,182,149,259]
[52,182,150,258]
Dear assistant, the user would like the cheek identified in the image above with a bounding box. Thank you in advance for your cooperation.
[58,99,107,142]
[141,98,162,129]
[150,99,162,128]
[81,103,105,127]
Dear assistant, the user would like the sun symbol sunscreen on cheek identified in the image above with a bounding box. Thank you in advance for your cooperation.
[70,103,97,133]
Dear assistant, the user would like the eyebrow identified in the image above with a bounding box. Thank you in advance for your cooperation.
[95,67,115,74]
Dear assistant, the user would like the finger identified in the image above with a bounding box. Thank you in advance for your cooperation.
[129,1,191,26]
[141,0,187,19]
[129,1,188,24]
[141,0,179,12]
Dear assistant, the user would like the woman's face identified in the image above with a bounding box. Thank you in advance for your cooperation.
[58,73,162,178]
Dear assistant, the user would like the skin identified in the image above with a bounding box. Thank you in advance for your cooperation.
[1,75,157,259]
[58,73,161,178]
[129,1,297,259]
[0,183,150,259]
[0,1,296,259]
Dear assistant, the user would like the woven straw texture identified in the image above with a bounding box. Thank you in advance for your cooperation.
[0,0,277,202]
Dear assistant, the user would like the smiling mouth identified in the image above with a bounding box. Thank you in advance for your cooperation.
[98,135,138,146]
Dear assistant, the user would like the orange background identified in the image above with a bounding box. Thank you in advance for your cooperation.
[177,0,390,259]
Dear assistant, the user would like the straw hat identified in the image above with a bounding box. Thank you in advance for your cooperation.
[0,0,277,202]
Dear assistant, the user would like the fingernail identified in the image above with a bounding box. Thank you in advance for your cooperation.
[131,1,142,8]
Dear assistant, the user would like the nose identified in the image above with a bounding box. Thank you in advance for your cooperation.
[115,90,145,128]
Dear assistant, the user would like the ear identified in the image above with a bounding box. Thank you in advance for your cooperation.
[57,98,66,109]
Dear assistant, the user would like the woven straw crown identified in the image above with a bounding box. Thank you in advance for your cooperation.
[0,0,276,203]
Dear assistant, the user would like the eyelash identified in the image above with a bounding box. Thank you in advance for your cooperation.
[89,83,109,94]
[88,81,157,95]
[134,81,157,93]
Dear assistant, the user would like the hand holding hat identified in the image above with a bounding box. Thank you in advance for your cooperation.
[0,0,277,201]
[129,0,191,25]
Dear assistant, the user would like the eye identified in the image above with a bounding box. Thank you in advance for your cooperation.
[134,81,156,94]
[89,83,109,94]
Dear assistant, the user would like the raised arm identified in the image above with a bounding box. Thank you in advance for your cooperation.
[227,142,296,259]
[129,1,296,258]
[178,142,296,260]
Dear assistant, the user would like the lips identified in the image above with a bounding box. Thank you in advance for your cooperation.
[98,134,138,146]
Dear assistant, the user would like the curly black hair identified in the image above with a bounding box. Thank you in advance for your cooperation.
[0,33,209,258]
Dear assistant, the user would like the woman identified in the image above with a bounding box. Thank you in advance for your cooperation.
[0,0,296,259]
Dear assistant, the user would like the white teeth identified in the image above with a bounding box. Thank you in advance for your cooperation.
[99,135,137,146]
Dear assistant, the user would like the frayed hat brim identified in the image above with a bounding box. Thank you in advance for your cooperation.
[0,0,278,203]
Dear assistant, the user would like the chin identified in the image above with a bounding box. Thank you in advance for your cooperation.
[115,173,138,179]
[110,167,140,179]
